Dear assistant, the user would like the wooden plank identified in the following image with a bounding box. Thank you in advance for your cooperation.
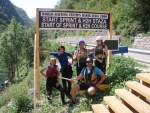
[104,96,133,113]
[115,89,150,113]
[136,73,150,84]
[126,81,150,100]
[92,104,110,113]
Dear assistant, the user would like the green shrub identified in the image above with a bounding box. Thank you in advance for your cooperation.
[0,68,34,110]
[106,55,141,95]
[12,86,33,113]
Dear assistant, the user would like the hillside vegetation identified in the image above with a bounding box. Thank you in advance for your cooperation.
[55,0,150,37]
[0,0,33,33]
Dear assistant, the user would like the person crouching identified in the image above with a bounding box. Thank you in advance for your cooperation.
[69,57,106,107]
[40,58,68,105]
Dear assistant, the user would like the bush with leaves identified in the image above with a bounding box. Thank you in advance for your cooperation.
[12,86,33,113]
[106,55,141,95]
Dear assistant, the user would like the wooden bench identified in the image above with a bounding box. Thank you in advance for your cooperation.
[104,96,133,113]
[115,89,150,113]
[92,104,110,113]
[126,81,150,100]
[136,73,150,88]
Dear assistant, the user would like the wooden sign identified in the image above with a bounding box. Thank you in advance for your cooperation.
[39,10,110,30]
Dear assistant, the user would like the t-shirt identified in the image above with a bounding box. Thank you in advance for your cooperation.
[50,52,72,68]
[45,65,60,71]
[80,66,102,78]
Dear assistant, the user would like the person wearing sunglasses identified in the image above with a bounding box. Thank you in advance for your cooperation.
[68,57,106,107]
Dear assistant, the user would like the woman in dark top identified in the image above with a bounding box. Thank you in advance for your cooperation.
[93,36,108,74]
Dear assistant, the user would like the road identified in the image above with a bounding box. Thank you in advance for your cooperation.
[123,52,150,72]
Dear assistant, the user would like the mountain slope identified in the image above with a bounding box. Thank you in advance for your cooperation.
[0,0,33,33]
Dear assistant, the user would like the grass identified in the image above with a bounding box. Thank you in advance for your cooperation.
[0,68,34,112]
[37,55,143,113]
[0,42,146,113]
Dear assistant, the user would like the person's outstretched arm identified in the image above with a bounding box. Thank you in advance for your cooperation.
[87,48,94,53]
[40,50,50,55]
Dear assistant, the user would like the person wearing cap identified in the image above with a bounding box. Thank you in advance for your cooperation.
[68,57,106,107]
[73,40,94,79]
[94,36,108,75]
[40,45,73,98]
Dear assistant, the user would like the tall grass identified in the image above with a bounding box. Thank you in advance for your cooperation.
[0,68,34,112]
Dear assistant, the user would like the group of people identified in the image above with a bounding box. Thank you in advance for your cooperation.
[40,36,108,107]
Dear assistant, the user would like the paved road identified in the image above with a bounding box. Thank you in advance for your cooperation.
[123,52,150,72]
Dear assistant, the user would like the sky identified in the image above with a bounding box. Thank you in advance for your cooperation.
[10,0,60,18]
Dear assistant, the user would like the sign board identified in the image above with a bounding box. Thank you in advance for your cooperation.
[39,10,110,30]
[104,40,119,50]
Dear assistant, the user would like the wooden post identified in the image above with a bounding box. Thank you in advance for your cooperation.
[36,8,40,101]
[34,34,37,113]
[108,12,113,67]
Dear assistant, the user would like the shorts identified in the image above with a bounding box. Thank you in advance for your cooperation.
[79,83,95,90]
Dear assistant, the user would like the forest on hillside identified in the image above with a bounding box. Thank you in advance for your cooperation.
[55,0,150,37]
[0,0,33,33]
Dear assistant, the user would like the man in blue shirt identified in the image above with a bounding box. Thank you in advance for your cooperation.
[69,57,106,107]
[41,46,73,98]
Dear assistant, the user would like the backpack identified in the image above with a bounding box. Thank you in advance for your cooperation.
[46,65,58,78]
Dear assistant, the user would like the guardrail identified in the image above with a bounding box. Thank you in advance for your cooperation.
[128,48,150,55]
[61,41,150,64]
[61,41,150,54]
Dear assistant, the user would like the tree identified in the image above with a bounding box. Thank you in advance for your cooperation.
[0,17,26,81]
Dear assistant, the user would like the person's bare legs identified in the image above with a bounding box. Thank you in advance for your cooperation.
[87,87,96,95]
[71,84,80,101]
[69,84,80,107]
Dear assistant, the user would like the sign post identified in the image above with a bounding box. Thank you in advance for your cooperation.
[34,8,112,111]
[108,12,112,67]
[36,9,40,101]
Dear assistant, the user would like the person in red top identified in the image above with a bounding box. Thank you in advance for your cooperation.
[40,58,67,105]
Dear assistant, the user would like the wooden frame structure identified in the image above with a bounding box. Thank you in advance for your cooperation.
[34,8,112,112]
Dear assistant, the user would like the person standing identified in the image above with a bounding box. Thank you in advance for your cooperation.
[40,58,68,105]
[93,36,108,74]
[41,46,73,98]
[73,40,94,77]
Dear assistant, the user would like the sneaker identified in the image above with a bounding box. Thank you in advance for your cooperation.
[69,99,76,107]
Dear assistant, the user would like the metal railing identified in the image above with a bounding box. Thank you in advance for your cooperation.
[61,41,150,54]
[60,41,150,64]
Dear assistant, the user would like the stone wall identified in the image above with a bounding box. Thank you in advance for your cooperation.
[132,37,150,50]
